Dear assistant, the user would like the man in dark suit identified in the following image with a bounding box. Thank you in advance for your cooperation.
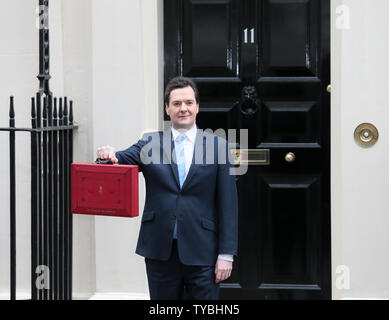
[96,77,238,300]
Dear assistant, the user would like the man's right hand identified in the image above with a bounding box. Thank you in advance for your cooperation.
[96,145,119,164]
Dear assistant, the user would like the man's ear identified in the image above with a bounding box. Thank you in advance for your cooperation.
[165,104,170,116]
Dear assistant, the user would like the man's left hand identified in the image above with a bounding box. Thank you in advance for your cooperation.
[215,259,233,283]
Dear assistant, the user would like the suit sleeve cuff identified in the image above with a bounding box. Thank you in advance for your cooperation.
[217,254,234,262]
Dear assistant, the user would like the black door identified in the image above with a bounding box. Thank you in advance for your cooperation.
[164,0,331,300]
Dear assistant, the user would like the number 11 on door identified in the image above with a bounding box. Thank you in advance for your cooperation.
[244,28,255,44]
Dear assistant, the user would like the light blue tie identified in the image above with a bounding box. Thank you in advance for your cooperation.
[176,134,186,188]
[174,134,186,239]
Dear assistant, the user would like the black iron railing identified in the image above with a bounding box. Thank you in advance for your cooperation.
[0,0,78,299]
[0,96,78,300]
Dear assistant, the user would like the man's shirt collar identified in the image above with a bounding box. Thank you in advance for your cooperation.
[171,125,197,144]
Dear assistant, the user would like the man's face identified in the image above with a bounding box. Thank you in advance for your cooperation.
[165,86,199,130]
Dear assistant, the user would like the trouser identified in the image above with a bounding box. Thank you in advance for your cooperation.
[145,240,219,300]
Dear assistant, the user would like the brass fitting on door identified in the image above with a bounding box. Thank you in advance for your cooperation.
[354,123,379,148]
[285,152,296,163]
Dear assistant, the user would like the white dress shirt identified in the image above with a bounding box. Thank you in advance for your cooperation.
[171,126,233,262]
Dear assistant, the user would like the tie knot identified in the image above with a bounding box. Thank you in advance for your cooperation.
[177,134,186,143]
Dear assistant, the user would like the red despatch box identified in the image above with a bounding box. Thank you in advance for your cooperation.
[71,163,139,218]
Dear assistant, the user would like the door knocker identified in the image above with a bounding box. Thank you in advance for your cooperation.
[240,86,259,118]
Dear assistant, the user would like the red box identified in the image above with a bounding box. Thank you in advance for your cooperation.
[71,163,139,218]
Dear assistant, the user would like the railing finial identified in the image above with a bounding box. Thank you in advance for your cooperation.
[9,96,15,128]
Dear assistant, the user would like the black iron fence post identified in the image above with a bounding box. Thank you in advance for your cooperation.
[48,96,53,300]
[37,93,43,300]
[58,100,64,299]
[31,97,38,300]
[9,97,16,301]
[53,98,59,300]
[42,98,48,300]
[63,99,69,300]
[69,101,73,300]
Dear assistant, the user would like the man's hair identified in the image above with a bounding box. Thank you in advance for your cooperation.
[164,76,199,105]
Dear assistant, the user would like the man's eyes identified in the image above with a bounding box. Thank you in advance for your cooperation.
[173,101,194,106]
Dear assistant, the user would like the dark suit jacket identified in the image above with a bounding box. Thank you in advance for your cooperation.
[115,129,238,266]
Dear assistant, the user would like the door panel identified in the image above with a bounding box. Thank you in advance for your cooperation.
[261,175,321,285]
[164,0,330,300]
[260,101,320,143]
[259,0,320,77]
[183,0,240,77]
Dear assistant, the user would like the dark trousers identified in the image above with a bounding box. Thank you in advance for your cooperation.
[145,240,219,300]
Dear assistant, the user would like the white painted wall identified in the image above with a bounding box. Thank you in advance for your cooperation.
[91,0,162,298]
[331,0,389,299]
[61,0,96,299]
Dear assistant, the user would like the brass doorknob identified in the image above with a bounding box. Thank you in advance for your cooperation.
[285,152,296,163]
